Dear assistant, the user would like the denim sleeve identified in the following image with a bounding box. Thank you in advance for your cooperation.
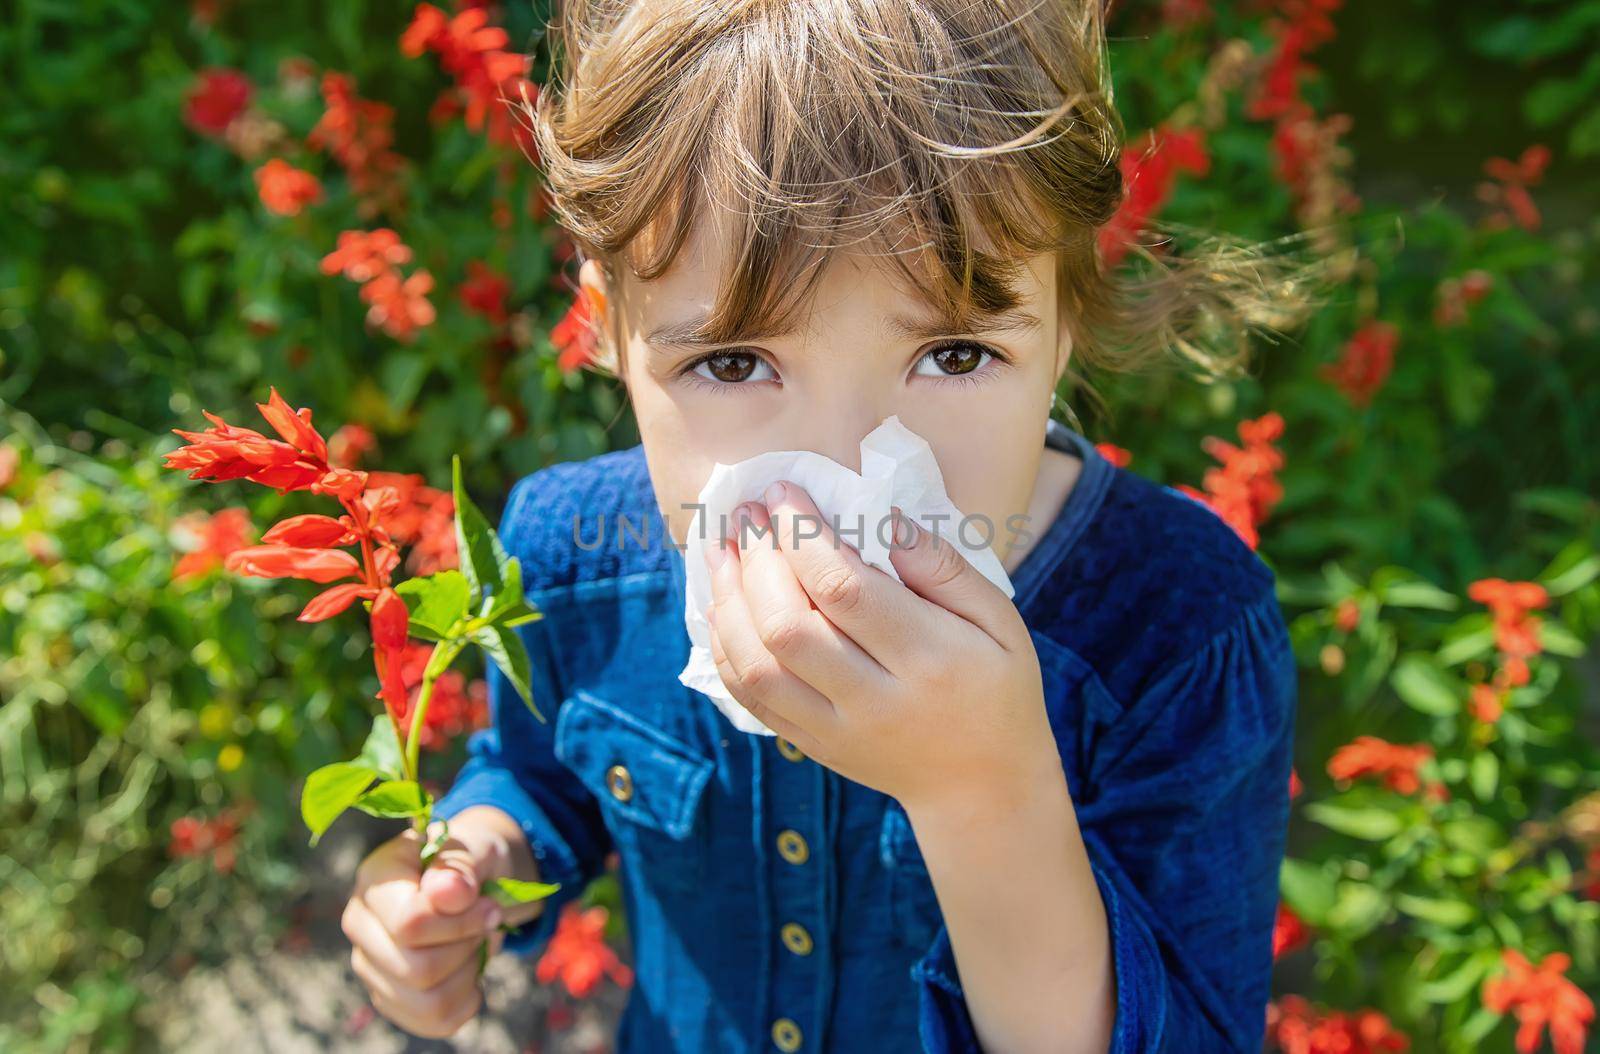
[431,481,614,959]
[913,589,1297,1053]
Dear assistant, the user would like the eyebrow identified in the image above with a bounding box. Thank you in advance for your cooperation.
[645,305,1042,352]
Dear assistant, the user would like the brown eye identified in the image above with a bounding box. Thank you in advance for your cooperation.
[687,350,775,385]
[914,341,993,378]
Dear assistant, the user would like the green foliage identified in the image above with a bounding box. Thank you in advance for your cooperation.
[3,0,1599,1051]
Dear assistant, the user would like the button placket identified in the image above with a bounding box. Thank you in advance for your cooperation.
[763,733,828,1050]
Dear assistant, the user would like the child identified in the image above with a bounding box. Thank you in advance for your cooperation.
[340,2,1300,1051]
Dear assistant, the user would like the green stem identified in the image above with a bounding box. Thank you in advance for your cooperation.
[405,640,462,833]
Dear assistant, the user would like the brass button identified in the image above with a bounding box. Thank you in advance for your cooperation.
[771,1017,803,1051]
[605,764,634,803]
[776,737,805,762]
[776,828,809,865]
[780,922,813,956]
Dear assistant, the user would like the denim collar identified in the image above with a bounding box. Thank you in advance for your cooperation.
[1006,420,1115,618]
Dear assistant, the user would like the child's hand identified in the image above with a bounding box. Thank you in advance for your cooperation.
[703,481,1062,813]
[341,822,509,1038]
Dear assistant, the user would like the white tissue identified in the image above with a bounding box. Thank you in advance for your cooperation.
[678,414,1015,737]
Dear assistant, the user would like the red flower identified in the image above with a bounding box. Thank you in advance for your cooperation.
[535,902,634,999]
[168,390,429,732]
[1267,995,1410,1054]
[328,423,377,469]
[1273,902,1310,959]
[1469,578,1549,689]
[1435,269,1495,327]
[1327,735,1435,796]
[254,159,324,216]
[366,471,458,576]
[459,260,511,325]
[0,444,18,490]
[172,507,255,580]
[401,4,534,149]
[307,72,406,214]
[552,286,606,372]
[321,229,413,283]
[1289,767,1304,799]
[1321,320,1397,407]
[1482,949,1594,1054]
[170,807,246,875]
[164,387,363,499]
[1095,442,1132,468]
[1477,146,1550,232]
[184,68,253,136]
[388,641,489,749]
[360,269,437,342]
[1471,682,1505,724]
[1099,125,1210,267]
[1582,847,1600,902]
[322,230,435,342]
[1177,412,1285,550]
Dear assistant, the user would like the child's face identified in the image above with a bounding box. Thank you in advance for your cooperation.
[587,219,1071,569]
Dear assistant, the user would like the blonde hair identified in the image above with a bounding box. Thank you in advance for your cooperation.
[517,0,1314,385]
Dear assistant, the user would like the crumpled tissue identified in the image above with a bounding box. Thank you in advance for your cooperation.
[678,414,1016,737]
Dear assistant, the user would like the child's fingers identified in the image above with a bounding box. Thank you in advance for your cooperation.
[418,842,486,915]
[708,603,809,748]
[364,877,501,949]
[761,483,965,674]
[707,525,837,739]
[732,501,896,704]
[885,504,1021,648]
[342,894,484,989]
[354,944,485,1039]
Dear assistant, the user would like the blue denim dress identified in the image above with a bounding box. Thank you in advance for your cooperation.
[433,419,1297,1053]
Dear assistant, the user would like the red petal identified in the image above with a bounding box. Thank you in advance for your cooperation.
[370,587,410,652]
[299,582,379,622]
[264,513,356,548]
[223,545,361,583]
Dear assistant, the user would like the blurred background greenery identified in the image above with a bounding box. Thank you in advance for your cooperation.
[2,0,1598,1051]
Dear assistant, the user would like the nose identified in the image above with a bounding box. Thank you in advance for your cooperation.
[776,405,892,475]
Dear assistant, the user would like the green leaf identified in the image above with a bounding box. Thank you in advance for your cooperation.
[1436,616,1496,667]
[483,875,562,907]
[1305,801,1404,841]
[1420,949,1498,1003]
[487,558,525,620]
[1539,621,1587,658]
[1539,543,1600,597]
[474,622,544,722]
[1391,654,1462,716]
[1279,858,1338,925]
[453,454,508,605]
[397,570,472,640]
[1326,882,1387,937]
[1370,567,1458,611]
[1395,893,1477,929]
[357,715,404,781]
[354,780,431,819]
[1470,752,1499,802]
[302,762,379,847]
